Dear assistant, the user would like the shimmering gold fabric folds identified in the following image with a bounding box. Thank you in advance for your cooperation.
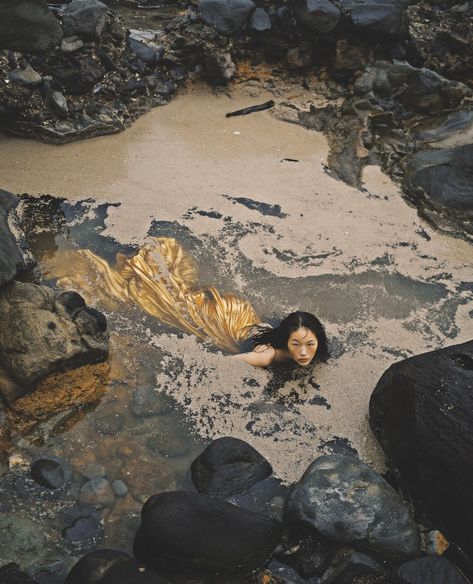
[45,237,260,352]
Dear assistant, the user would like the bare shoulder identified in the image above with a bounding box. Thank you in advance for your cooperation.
[232,345,276,367]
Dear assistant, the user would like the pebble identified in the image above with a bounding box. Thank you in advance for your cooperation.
[79,478,114,507]
[111,479,128,497]
[31,458,65,489]
[8,64,42,86]
[82,462,106,480]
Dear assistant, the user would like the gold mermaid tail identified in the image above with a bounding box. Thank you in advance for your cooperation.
[43,237,260,353]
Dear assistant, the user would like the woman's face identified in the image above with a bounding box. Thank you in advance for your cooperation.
[287,327,318,367]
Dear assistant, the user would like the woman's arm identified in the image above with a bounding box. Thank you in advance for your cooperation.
[231,346,276,367]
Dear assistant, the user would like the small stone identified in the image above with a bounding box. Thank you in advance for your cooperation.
[111,479,128,497]
[79,478,114,507]
[93,412,125,435]
[51,91,69,117]
[82,462,106,480]
[61,36,84,53]
[9,65,42,87]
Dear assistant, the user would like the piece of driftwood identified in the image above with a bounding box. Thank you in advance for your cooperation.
[226,100,275,118]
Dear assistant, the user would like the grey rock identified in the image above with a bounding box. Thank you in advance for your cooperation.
[0,191,25,288]
[285,455,420,561]
[250,8,272,31]
[63,0,108,40]
[200,0,256,35]
[341,0,408,40]
[79,478,114,507]
[320,547,383,583]
[294,0,340,34]
[61,36,84,53]
[129,38,160,65]
[30,457,67,489]
[111,479,128,497]
[0,514,47,567]
[9,65,42,87]
[0,0,63,53]
[51,91,69,117]
[82,462,106,480]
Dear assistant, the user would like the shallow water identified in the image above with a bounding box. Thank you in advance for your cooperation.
[1,82,473,579]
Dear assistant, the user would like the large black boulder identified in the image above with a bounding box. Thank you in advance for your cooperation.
[285,455,420,561]
[402,144,473,239]
[0,0,63,53]
[369,341,473,558]
[0,191,25,288]
[293,0,340,35]
[63,0,108,40]
[191,436,273,498]
[199,0,256,35]
[133,491,283,574]
[396,555,471,584]
[340,0,408,40]
[65,549,169,584]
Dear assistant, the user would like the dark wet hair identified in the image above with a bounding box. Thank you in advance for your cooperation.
[250,311,329,363]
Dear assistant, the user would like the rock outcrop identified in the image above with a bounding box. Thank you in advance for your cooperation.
[370,341,473,559]
[0,191,26,288]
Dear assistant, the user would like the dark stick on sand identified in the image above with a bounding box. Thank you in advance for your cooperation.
[226,100,275,118]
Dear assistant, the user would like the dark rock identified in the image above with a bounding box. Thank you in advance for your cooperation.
[54,57,105,95]
[63,0,108,40]
[9,65,42,87]
[79,478,114,507]
[62,507,104,553]
[265,560,308,584]
[0,0,63,53]
[402,144,473,238]
[396,555,470,584]
[191,436,272,498]
[129,38,159,66]
[321,546,383,583]
[229,476,289,521]
[134,491,283,573]
[0,514,47,567]
[30,457,67,489]
[54,291,86,320]
[401,69,444,114]
[0,191,25,288]
[0,563,39,584]
[199,0,256,35]
[294,0,340,34]
[285,455,420,561]
[292,536,332,578]
[65,549,169,584]
[369,340,473,560]
[111,479,128,497]
[341,0,408,40]
[249,7,272,31]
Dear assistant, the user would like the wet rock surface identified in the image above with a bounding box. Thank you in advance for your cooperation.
[396,555,471,584]
[285,455,420,561]
[370,340,473,561]
[134,490,283,573]
[191,436,273,498]
[0,191,26,288]
[0,281,109,401]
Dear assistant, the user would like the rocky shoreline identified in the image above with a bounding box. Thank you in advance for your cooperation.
[1,0,473,582]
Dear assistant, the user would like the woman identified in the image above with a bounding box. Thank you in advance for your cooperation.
[233,311,328,368]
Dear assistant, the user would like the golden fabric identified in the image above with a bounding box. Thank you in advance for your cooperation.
[44,237,260,353]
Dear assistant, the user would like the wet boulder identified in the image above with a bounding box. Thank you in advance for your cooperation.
[0,0,63,53]
[30,455,71,489]
[65,549,169,584]
[134,491,283,573]
[402,143,473,239]
[53,56,105,95]
[396,555,470,584]
[369,341,473,560]
[0,281,109,402]
[340,0,408,40]
[199,0,256,35]
[285,455,420,561]
[191,436,272,498]
[0,191,25,288]
[63,0,108,40]
[293,0,340,35]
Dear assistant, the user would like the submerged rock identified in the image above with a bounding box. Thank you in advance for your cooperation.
[191,436,273,498]
[370,340,473,560]
[134,491,283,573]
[0,563,39,584]
[285,455,420,561]
[30,456,70,489]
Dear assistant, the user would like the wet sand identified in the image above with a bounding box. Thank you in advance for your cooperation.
[2,81,473,481]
